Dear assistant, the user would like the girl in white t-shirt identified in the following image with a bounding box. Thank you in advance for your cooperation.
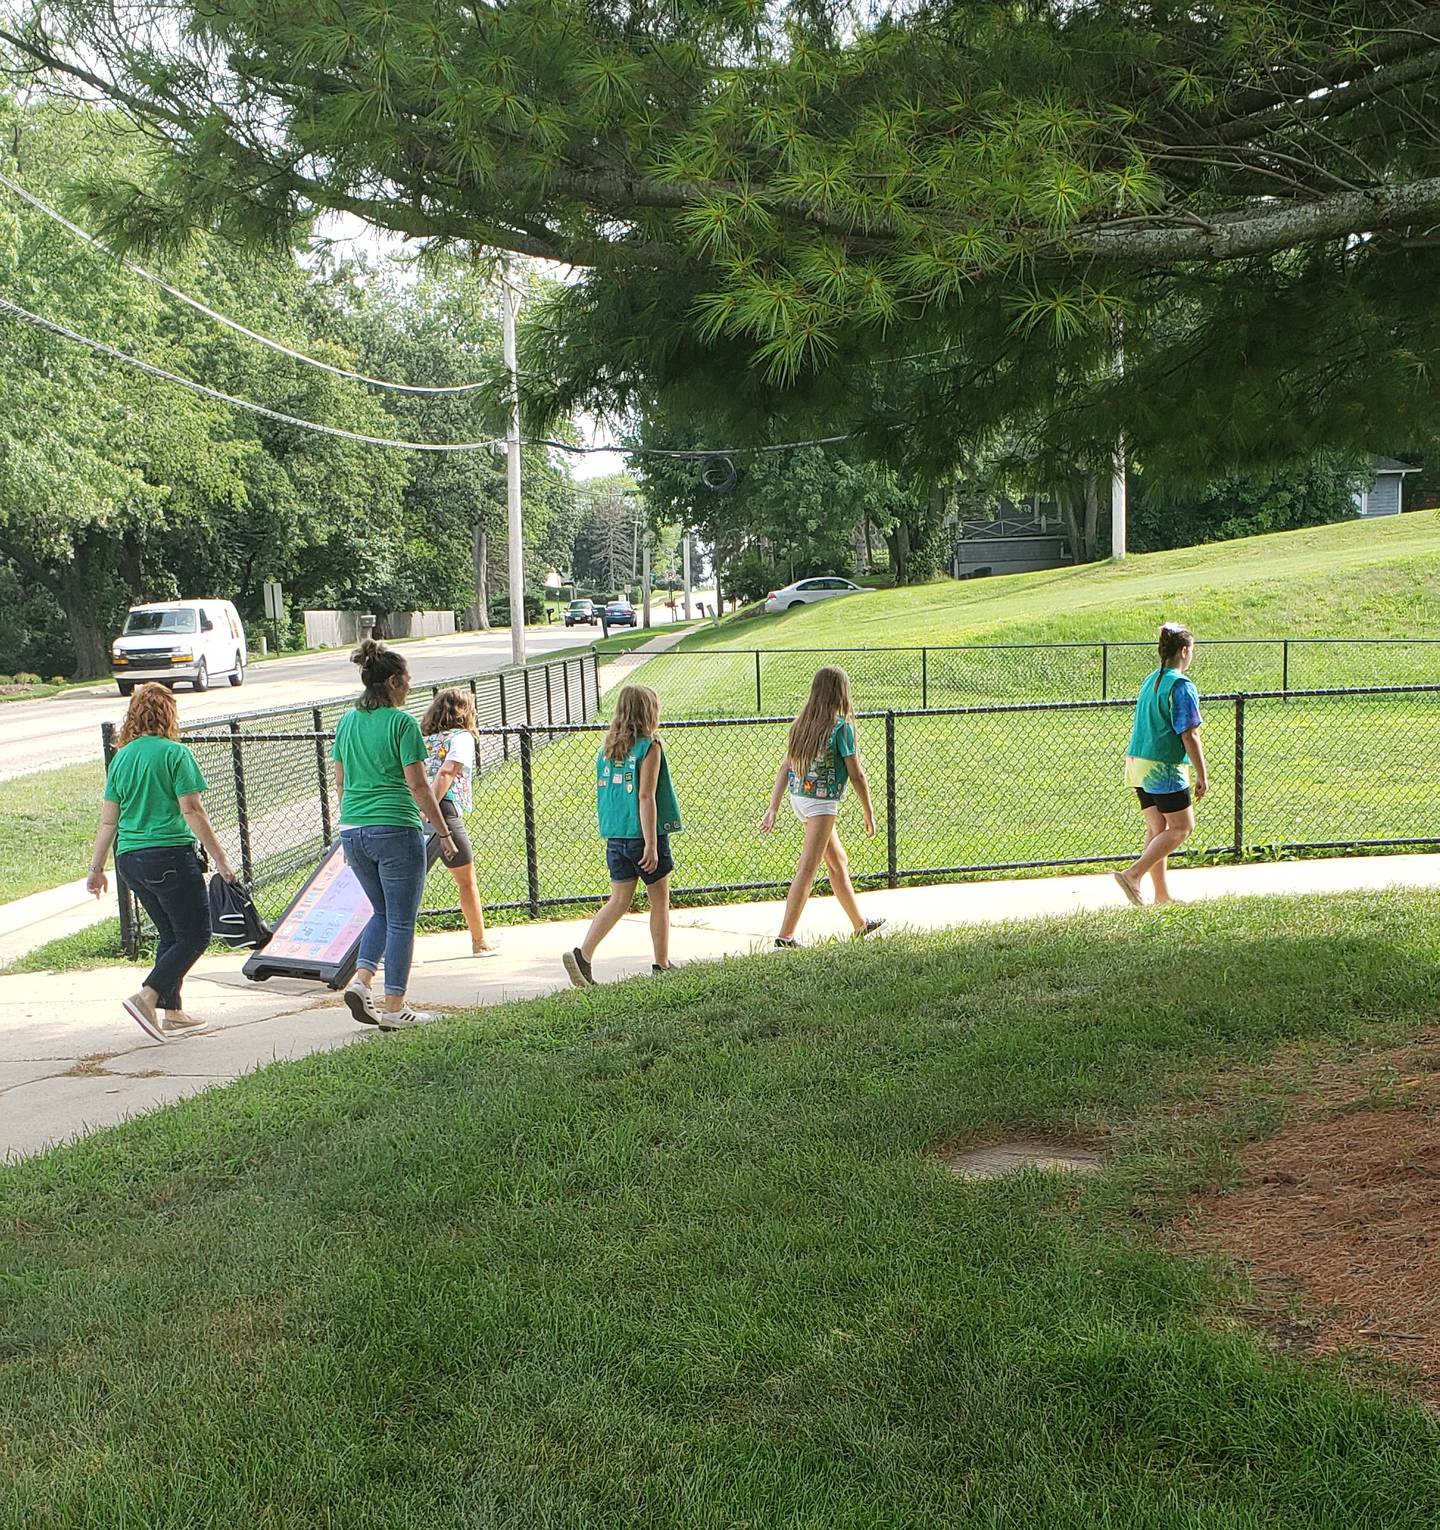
[421,689,498,956]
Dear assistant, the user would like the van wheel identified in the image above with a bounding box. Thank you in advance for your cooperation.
[193,659,208,693]
[229,654,245,687]
[118,681,135,696]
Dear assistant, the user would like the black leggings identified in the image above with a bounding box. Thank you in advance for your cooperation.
[116,844,211,1010]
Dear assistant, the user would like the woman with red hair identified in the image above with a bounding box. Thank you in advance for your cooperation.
[87,682,236,1042]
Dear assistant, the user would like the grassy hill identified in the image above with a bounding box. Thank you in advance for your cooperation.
[699,511,1440,651]
[4,892,1440,1525]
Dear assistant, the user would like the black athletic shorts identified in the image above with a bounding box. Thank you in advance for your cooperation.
[1136,786,1193,815]
[437,797,474,868]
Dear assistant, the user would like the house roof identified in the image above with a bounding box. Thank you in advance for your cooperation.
[1373,454,1420,475]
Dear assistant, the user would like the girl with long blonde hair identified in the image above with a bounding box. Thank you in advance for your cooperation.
[759,666,883,946]
[87,682,237,1042]
[421,687,498,956]
[564,684,683,986]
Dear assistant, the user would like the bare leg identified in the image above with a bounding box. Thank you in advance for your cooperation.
[822,824,866,932]
[778,814,836,940]
[1120,808,1194,898]
[447,863,493,951]
[647,876,671,967]
[582,881,637,962]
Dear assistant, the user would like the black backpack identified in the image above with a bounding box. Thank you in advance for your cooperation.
[208,876,273,950]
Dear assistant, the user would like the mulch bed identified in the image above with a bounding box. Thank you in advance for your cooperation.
[1181,1032,1440,1404]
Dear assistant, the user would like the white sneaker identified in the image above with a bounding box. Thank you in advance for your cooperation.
[377,1006,434,1032]
[343,979,380,1026]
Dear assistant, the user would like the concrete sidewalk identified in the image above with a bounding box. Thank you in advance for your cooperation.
[4,852,1440,1162]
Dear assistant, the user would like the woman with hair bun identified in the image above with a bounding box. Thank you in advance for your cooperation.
[86,682,236,1042]
[1114,622,1209,907]
[331,639,456,1030]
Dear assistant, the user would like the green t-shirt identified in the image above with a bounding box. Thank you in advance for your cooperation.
[332,705,427,828]
[103,736,208,855]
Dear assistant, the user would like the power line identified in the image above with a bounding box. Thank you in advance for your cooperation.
[0,293,857,458]
[0,166,494,396]
[0,296,507,450]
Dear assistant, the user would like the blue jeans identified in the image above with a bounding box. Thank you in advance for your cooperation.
[341,826,426,996]
[116,843,211,1011]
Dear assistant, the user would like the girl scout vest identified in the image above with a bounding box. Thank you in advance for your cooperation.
[596,737,682,839]
[1128,666,1190,765]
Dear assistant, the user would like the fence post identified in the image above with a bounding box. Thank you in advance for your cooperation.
[500,671,510,760]
[755,649,763,713]
[103,721,139,958]
[312,706,333,846]
[885,710,899,889]
[1232,695,1245,854]
[1101,643,1109,700]
[1282,640,1290,695]
[229,720,254,884]
[523,666,533,724]
[519,727,541,917]
[591,648,600,717]
[544,662,554,741]
[921,648,929,709]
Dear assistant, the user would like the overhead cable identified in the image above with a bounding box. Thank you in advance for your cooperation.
[0,166,493,395]
[0,294,856,457]
[0,296,507,450]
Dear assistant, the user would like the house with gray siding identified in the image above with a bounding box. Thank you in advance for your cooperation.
[1353,456,1418,518]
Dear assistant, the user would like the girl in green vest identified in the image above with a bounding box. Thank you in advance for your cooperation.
[759,665,884,947]
[1115,622,1209,907]
[563,684,682,986]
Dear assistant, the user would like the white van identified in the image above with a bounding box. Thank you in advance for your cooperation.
[112,600,247,695]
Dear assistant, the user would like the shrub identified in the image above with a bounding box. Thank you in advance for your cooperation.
[49,675,66,685]
[14,672,41,685]
[0,674,14,686]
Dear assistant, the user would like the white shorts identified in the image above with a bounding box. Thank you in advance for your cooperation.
[790,793,840,821]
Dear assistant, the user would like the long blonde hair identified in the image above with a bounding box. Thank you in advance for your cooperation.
[116,682,180,748]
[603,684,660,764]
[787,666,853,773]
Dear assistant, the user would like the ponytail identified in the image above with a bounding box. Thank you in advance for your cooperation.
[352,639,408,710]
[1155,622,1193,691]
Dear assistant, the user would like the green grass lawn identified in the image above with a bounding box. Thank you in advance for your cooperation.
[689,511,1440,652]
[4,890,1440,1526]
[0,761,104,901]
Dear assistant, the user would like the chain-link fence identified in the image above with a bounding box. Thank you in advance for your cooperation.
[616,638,1440,717]
[103,650,601,953]
[106,682,1440,951]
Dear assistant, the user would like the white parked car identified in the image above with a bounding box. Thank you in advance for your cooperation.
[764,576,869,614]
[112,599,247,695]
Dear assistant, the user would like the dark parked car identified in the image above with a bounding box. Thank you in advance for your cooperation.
[603,601,637,628]
[565,599,598,627]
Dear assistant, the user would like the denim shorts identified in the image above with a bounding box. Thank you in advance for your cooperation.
[605,835,673,886]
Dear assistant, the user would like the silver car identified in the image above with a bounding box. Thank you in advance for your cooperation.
[763,577,868,614]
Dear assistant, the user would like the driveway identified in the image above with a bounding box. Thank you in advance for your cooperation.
[0,625,587,780]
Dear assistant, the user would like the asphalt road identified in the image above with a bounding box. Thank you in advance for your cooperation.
[0,625,592,781]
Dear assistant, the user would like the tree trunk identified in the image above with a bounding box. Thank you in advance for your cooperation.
[885,519,911,585]
[58,588,111,680]
[473,524,491,630]
[1082,472,1101,562]
[1058,487,1083,565]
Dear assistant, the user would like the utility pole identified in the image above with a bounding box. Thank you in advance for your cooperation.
[642,533,652,629]
[502,277,526,665]
[1111,445,1127,561]
[682,534,692,621]
[1111,327,1127,561]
